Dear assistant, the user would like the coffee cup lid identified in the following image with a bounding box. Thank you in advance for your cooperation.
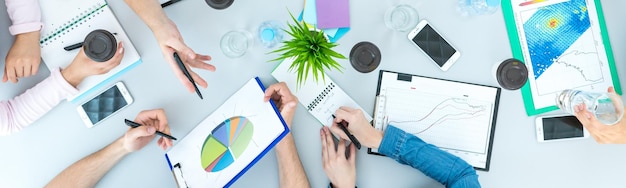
[206,0,234,10]
[349,42,381,73]
[84,29,116,62]
[496,58,528,90]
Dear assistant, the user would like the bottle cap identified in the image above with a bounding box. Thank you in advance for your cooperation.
[349,41,381,73]
[205,0,234,10]
[83,29,117,62]
[495,58,528,90]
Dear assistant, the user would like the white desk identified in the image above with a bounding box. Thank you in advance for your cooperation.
[1,0,625,187]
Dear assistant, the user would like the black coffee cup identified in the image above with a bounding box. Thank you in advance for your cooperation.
[83,29,117,62]
[493,58,528,90]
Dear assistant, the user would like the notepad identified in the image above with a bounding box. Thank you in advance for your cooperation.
[39,0,142,103]
[165,78,289,188]
[316,0,351,29]
[271,58,372,127]
[371,70,500,171]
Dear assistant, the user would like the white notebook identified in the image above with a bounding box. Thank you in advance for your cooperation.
[271,58,372,126]
[39,0,141,102]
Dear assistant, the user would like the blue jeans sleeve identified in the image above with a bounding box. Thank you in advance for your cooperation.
[378,125,481,188]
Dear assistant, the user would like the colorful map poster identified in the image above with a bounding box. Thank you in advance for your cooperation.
[502,0,622,116]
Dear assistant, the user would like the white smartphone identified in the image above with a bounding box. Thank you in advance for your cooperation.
[408,20,461,71]
[535,115,589,142]
[77,82,133,128]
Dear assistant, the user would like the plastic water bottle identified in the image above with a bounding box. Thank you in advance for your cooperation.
[458,0,500,16]
[556,90,624,125]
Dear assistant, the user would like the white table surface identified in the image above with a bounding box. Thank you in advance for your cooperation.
[1,0,625,187]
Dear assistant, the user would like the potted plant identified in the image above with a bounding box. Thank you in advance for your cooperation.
[270,12,346,88]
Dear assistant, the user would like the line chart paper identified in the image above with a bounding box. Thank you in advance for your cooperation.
[371,71,501,171]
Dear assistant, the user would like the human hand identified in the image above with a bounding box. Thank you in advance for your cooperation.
[3,31,41,83]
[264,82,298,128]
[321,126,356,188]
[332,106,383,149]
[574,87,626,144]
[61,42,124,87]
[123,109,174,152]
[153,19,216,93]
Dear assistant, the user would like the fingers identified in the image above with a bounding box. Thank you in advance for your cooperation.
[321,128,329,163]
[337,138,346,159]
[136,109,170,134]
[7,65,17,83]
[329,123,349,140]
[31,62,39,76]
[323,127,336,159]
[189,69,208,88]
[23,65,32,77]
[348,142,356,165]
[127,125,157,139]
[608,86,615,94]
[2,69,7,83]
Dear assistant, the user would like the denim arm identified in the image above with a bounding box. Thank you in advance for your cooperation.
[378,126,480,188]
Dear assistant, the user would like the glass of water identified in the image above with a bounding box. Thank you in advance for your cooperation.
[220,30,253,58]
[384,5,419,32]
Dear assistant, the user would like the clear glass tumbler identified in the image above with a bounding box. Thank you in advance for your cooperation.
[220,30,253,58]
[384,5,419,32]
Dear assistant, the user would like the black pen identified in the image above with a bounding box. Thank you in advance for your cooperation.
[174,52,203,99]
[63,42,84,51]
[332,115,361,149]
[125,119,177,140]
[161,0,182,8]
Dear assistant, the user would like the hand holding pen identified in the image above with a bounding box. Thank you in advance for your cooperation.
[123,109,175,152]
[332,107,384,149]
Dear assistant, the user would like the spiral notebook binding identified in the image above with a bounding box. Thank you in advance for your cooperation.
[307,82,336,111]
[40,3,106,46]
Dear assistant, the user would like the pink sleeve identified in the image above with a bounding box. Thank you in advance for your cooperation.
[0,68,78,136]
[5,0,43,35]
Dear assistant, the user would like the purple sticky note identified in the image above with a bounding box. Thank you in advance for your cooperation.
[316,0,350,29]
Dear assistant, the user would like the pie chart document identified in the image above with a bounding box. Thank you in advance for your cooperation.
[165,78,289,188]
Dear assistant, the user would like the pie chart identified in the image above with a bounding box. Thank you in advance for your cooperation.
[200,116,254,172]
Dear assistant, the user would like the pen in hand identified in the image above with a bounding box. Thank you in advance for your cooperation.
[174,52,203,100]
[124,119,177,140]
[332,115,362,149]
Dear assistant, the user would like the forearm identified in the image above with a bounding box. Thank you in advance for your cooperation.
[123,0,170,31]
[47,137,130,187]
[0,69,77,136]
[378,126,479,187]
[275,133,310,188]
[5,0,42,35]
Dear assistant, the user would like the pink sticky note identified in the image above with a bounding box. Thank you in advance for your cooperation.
[315,0,350,29]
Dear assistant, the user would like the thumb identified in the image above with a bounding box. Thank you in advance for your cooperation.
[127,126,156,139]
[169,39,196,59]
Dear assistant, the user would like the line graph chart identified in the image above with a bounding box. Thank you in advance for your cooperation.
[382,88,493,155]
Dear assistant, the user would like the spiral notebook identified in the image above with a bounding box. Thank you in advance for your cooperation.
[271,58,372,127]
[39,0,141,103]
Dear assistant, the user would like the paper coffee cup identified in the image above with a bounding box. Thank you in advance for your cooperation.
[83,29,117,62]
[492,58,528,90]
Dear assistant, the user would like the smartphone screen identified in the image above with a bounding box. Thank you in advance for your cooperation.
[81,85,129,125]
[411,24,457,67]
[542,116,584,140]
